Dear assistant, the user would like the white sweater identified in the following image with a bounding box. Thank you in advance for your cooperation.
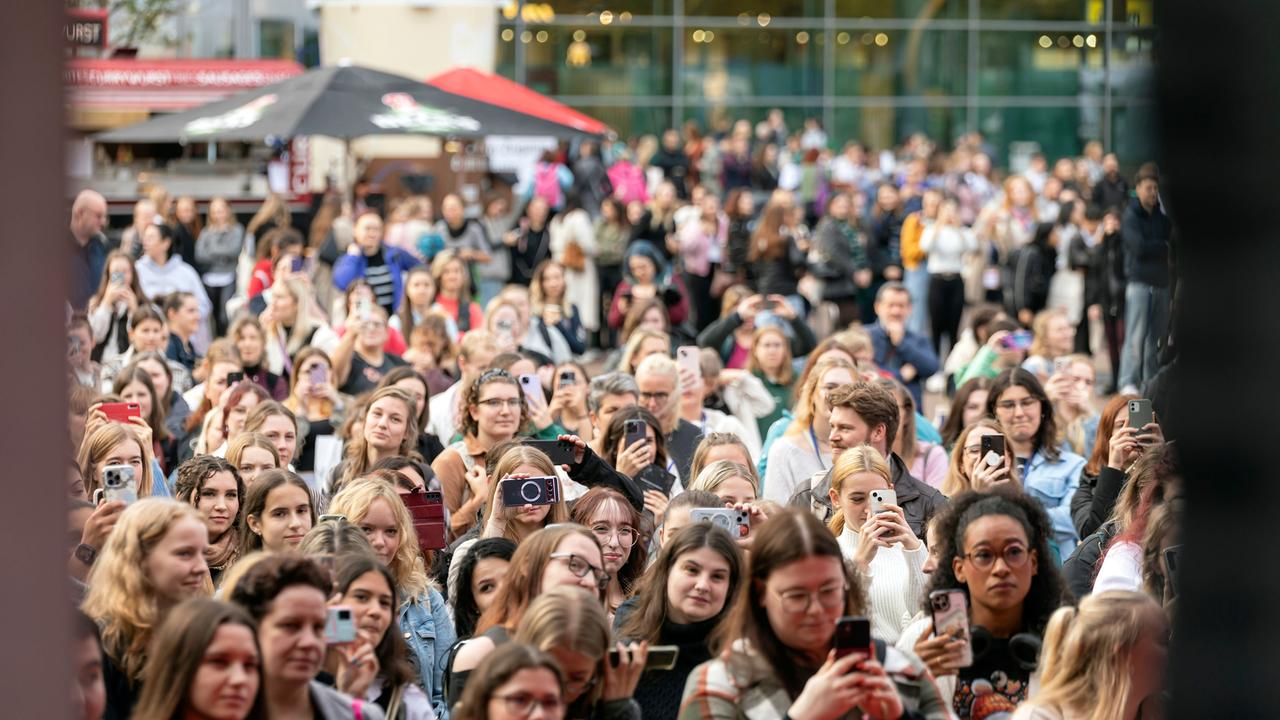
[920,224,978,275]
[837,526,928,644]
[1092,540,1143,593]
[762,434,830,503]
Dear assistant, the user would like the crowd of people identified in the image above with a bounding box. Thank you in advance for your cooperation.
[65,118,1178,720]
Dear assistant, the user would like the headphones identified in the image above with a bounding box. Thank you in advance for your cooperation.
[969,626,1042,671]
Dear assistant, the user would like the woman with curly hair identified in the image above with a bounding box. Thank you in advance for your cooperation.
[174,455,245,586]
[897,489,1070,719]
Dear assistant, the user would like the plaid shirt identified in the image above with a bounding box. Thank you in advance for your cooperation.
[678,642,954,720]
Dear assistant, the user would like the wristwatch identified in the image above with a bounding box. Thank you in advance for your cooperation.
[74,543,98,566]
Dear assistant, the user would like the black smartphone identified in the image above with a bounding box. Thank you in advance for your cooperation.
[523,438,576,466]
[759,298,777,311]
[501,476,560,506]
[1163,544,1182,597]
[980,435,1005,463]
[636,464,676,495]
[833,616,871,661]
[559,369,577,387]
[226,371,246,385]
[624,418,648,449]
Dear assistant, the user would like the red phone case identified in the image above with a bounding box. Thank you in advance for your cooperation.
[402,490,446,551]
[100,402,141,423]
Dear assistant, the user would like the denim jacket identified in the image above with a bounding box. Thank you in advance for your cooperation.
[400,587,456,720]
[1023,447,1086,562]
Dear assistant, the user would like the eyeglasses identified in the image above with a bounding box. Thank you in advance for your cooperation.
[960,544,1032,571]
[962,444,983,458]
[639,391,670,403]
[773,584,846,614]
[994,398,1040,413]
[550,552,610,590]
[490,693,565,717]
[477,397,523,409]
[591,523,637,547]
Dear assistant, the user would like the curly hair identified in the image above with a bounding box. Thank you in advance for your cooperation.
[174,455,246,568]
[923,488,1070,635]
[82,499,210,681]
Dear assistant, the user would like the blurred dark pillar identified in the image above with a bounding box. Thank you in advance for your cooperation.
[1159,2,1280,718]
[0,1,72,717]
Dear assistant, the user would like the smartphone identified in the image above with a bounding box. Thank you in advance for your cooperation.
[1163,544,1182,597]
[980,435,1006,468]
[290,254,306,273]
[523,438,576,466]
[690,507,750,539]
[929,590,973,667]
[101,465,137,506]
[1053,356,1072,375]
[501,476,560,507]
[676,346,701,379]
[609,645,679,671]
[758,298,777,311]
[324,606,357,644]
[1127,399,1154,432]
[99,402,141,424]
[1000,330,1034,351]
[636,464,676,496]
[558,369,577,387]
[358,298,373,322]
[624,418,648,450]
[226,371,246,385]
[833,616,871,661]
[518,374,544,407]
[109,271,125,285]
[308,364,328,385]
[402,489,447,552]
[869,488,897,516]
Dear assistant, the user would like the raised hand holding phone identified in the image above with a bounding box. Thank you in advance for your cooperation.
[789,650,870,720]
[602,641,649,701]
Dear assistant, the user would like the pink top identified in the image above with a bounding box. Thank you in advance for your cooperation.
[727,341,751,369]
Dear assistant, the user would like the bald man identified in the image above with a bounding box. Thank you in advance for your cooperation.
[70,189,107,308]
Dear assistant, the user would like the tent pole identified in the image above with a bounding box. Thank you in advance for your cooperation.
[345,137,354,207]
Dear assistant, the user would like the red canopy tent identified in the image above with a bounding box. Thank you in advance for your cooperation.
[425,67,609,137]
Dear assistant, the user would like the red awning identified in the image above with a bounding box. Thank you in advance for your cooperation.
[66,58,304,111]
[426,66,608,136]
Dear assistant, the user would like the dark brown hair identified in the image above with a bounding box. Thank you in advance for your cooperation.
[827,381,900,449]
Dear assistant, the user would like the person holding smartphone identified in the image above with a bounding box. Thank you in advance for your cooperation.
[285,347,345,474]
[897,489,1067,719]
[827,445,928,644]
[942,418,1022,498]
[679,509,946,719]
[87,251,150,368]
[549,362,592,441]
[615,523,743,719]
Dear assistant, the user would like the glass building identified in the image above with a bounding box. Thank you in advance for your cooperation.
[496,0,1156,162]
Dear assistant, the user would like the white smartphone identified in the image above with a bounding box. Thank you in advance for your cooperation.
[519,374,544,408]
[869,488,897,516]
[324,606,357,644]
[101,465,137,506]
[676,346,701,379]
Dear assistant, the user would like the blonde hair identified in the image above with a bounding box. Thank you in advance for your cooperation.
[748,325,794,385]
[1031,591,1163,720]
[480,445,569,538]
[942,418,1022,497]
[785,356,857,437]
[81,499,209,680]
[827,445,891,534]
[329,478,431,598]
[1028,308,1070,360]
[77,423,156,498]
[690,460,758,499]
[514,586,611,706]
[618,328,669,375]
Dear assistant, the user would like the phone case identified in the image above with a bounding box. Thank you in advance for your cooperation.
[524,439,575,465]
[501,476,558,506]
[869,488,897,515]
[833,616,871,659]
[519,374,543,406]
[624,420,648,449]
[402,490,446,551]
[929,590,973,667]
[325,607,357,644]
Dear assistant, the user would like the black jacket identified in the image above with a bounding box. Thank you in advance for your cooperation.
[789,453,947,540]
[1121,198,1172,287]
[810,217,868,300]
[753,231,807,297]
[1090,174,1129,213]
[1062,521,1116,599]
[865,209,904,278]
[1070,465,1126,539]
[1004,240,1055,317]
[651,148,691,199]
[696,310,817,364]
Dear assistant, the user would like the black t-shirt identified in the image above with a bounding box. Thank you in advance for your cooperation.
[951,637,1032,719]
[339,351,406,396]
[297,417,334,473]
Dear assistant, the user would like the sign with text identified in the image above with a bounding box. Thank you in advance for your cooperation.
[65,9,108,49]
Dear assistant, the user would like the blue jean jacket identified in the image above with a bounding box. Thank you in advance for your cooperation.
[1023,448,1086,562]
[400,587,457,720]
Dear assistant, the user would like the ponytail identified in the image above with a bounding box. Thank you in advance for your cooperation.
[828,510,845,536]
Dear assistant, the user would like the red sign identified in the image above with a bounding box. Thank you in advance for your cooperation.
[65,58,304,111]
[66,9,108,49]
